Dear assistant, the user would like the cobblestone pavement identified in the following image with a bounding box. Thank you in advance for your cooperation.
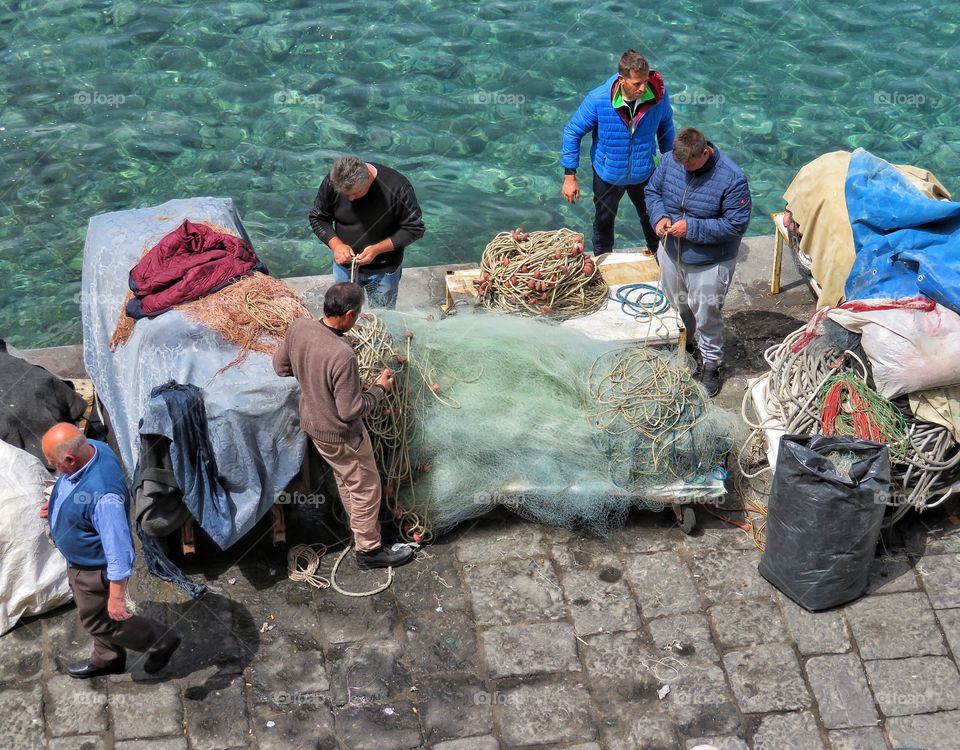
[4,238,960,749]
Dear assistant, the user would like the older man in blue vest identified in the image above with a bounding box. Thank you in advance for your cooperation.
[561,49,676,256]
[41,423,181,679]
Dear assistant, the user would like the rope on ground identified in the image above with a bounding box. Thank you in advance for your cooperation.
[611,283,671,320]
[477,227,608,319]
[287,543,394,597]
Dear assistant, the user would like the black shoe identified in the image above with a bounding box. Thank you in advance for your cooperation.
[67,659,126,679]
[356,544,415,570]
[701,365,722,398]
[143,634,182,675]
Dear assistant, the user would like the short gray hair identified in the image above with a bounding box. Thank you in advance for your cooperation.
[330,156,369,192]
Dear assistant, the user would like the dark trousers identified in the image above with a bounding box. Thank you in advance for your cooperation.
[68,567,176,666]
[592,172,660,255]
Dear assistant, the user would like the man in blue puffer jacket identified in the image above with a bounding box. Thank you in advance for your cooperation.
[561,49,675,256]
[645,127,751,397]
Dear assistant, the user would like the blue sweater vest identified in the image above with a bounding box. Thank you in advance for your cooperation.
[50,440,131,568]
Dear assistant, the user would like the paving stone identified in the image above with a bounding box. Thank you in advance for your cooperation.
[666,661,740,735]
[899,514,960,555]
[114,740,188,750]
[623,552,701,619]
[750,711,825,750]
[180,675,249,750]
[111,683,183,740]
[804,653,878,729]
[45,673,108,736]
[393,552,470,613]
[708,598,786,649]
[684,738,749,750]
[885,709,960,750]
[687,549,771,605]
[594,695,676,750]
[865,554,918,594]
[648,613,720,663]
[935,606,960,656]
[578,630,660,691]
[481,621,580,678]
[827,727,888,750]
[0,624,43,686]
[562,744,603,750]
[0,686,44,750]
[399,610,479,675]
[247,628,330,706]
[610,514,678,553]
[335,700,423,750]
[681,519,759,552]
[496,680,596,746]
[554,549,642,636]
[327,639,411,706]
[453,518,547,562]
[775,591,851,655]
[48,736,106,750]
[250,701,337,750]
[845,591,946,659]
[432,737,500,750]
[865,656,960,716]
[723,643,811,713]
[461,558,565,626]
[417,674,493,743]
[918,553,960,608]
[313,590,399,644]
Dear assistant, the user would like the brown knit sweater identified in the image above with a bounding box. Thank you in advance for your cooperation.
[272,317,385,443]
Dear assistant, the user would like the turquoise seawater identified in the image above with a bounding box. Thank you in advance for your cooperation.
[2,0,958,347]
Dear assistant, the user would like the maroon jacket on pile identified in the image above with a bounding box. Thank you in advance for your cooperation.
[126,220,267,318]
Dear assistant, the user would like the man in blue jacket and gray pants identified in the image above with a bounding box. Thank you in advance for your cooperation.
[645,127,752,397]
[561,49,675,256]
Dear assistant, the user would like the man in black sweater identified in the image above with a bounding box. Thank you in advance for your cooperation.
[309,156,425,309]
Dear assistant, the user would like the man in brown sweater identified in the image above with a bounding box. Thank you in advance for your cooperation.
[273,282,414,569]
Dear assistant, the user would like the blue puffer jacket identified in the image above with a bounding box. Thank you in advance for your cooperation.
[562,72,675,186]
[644,146,752,265]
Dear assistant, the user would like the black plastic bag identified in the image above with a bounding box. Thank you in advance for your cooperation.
[758,434,890,611]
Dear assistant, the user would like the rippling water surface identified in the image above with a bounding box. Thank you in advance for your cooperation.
[2,0,958,346]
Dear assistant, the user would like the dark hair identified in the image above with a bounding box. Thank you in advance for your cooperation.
[672,127,709,163]
[618,49,650,78]
[324,282,364,317]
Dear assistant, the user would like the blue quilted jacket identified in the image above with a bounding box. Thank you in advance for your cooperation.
[644,146,752,265]
[562,72,675,185]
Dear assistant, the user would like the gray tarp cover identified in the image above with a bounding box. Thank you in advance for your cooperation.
[81,197,306,548]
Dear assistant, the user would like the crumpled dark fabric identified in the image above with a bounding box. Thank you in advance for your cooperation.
[126,219,267,319]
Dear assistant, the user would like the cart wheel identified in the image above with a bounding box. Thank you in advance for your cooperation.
[680,506,696,535]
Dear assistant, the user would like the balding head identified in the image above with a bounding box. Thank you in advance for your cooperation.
[41,423,93,476]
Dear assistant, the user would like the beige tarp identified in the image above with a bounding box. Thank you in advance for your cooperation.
[910,388,960,443]
[783,152,951,308]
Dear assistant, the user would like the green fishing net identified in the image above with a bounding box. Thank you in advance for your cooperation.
[353,311,741,537]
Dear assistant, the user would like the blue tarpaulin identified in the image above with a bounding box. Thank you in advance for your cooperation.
[845,149,960,312]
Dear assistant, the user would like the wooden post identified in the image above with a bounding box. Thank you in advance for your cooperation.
[770,212,785,295]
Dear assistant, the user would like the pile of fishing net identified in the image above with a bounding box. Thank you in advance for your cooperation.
[350,312,740,538]
[111,272,310,366]
[477,227,608,320]
[739,321,960,537]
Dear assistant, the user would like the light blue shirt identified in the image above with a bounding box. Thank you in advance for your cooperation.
[50,445,135,581]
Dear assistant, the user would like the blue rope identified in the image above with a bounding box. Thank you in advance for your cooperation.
[611,283,670,320]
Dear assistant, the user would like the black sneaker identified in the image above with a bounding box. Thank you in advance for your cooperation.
[356,544,415,570]
[700,365,722,398]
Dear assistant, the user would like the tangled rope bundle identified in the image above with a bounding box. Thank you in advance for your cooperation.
[818,370,907,455]
[588,347,728,488]
[740,325,960,530]
[477,227,608,319]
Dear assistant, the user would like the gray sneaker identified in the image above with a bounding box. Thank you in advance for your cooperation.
[356,544,415,570]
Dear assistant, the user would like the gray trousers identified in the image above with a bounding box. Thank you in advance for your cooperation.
[657,245,737,367]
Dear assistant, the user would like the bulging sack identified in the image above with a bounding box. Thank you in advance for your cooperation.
[758,434,890,611]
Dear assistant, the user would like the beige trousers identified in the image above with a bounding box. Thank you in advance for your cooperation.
[311,431,382,551]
